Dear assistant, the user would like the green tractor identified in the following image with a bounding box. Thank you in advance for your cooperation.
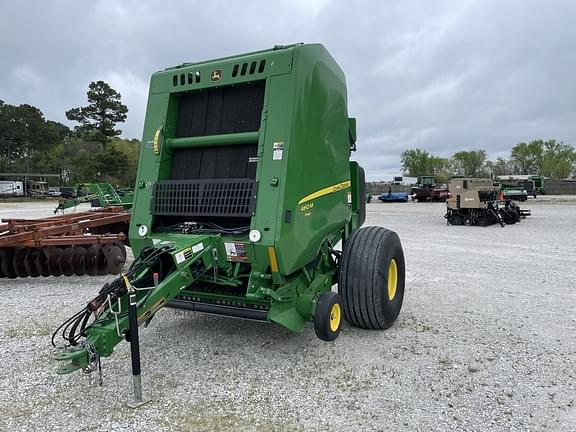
[54,44,406,396]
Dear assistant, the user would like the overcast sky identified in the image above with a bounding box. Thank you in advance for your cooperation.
[1,0,575,180]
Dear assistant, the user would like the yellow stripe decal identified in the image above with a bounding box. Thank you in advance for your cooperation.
[153,129,161,155]
[298,180,351,205]
[268,246,279,273]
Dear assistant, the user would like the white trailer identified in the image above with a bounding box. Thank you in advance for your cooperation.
[0,180,24,196]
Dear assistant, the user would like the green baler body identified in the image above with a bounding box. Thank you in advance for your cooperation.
[131,43,358,273]
[55,44,365,371]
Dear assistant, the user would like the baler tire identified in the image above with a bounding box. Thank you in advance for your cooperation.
[339,226,405,330]
[314,292,343,342]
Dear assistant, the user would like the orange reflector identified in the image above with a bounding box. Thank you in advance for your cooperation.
[268,246,279,273]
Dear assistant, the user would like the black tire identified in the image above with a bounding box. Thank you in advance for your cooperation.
[314,292,343,341]
[450,213,463,225]
[500,209,517,225]
[478,215,489,226]
[339,226,405,329]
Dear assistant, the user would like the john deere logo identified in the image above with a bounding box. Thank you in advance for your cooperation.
[211,69,222,81]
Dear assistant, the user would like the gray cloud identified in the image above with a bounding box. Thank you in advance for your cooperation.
[1,0,575,180]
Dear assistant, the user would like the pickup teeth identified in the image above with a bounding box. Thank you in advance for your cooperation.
[173,294,270,311]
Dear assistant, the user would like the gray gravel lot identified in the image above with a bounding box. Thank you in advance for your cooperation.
[0,199,575,431]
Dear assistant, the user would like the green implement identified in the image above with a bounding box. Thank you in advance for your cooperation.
[53,44,406,383]
[54,183,134,213]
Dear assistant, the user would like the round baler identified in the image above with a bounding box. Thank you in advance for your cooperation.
[54,44,406,386]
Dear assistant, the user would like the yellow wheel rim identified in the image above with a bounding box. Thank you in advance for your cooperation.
[329,303,341,332]
[387,259,398,301]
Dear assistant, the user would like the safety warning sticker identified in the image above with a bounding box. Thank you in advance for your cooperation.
[174,247,192,264]
[174,242,204,264]
[224,242,248,262]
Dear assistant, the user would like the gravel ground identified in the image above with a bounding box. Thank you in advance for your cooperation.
[0,199,575,431]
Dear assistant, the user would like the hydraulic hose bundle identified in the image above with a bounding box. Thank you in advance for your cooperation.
[51,246,174,348]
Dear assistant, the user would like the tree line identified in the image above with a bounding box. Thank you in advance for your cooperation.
[3,82,574,187]
[401,140,576,182]
[0,81,138,187]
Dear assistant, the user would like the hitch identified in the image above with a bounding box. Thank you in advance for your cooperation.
[54,346,89,374]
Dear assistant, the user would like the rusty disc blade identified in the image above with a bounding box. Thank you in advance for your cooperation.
[36,249,51,277]
[24,248,41,277]
[47,247,63,277]
[0,248,17,279]
[13,248,29,277]
[72,247,86,276]
[60,247,75,276]
[96,247,108,275]
[105,245,125,274]
[85,246,99,276]
[116,242,127,260]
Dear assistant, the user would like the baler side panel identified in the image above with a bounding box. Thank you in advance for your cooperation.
[250,73,293,272]
[275,45,352,275]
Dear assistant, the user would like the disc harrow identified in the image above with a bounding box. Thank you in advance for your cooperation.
[0,244,127,278]
[0,208,130,278]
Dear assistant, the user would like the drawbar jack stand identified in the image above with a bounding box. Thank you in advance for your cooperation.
[124,275,151,409]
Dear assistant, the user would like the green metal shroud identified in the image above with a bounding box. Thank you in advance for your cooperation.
[55,44,365,373]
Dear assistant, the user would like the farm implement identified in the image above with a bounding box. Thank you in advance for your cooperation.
[54,183,134,213]
[0,207,129,277]
[52,44,406,405]
[445,178,531,226]
[378,189,409,202]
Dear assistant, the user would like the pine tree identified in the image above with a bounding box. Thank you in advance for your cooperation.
[66,81,128,151]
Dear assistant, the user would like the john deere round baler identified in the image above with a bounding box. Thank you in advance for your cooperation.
[54,44,406,386]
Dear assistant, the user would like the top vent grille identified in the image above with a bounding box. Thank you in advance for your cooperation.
[173,59,266,87]
[174,71,202,87]
[232,60,266,77]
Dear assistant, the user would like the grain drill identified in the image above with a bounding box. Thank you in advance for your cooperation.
[445,178,530,226]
